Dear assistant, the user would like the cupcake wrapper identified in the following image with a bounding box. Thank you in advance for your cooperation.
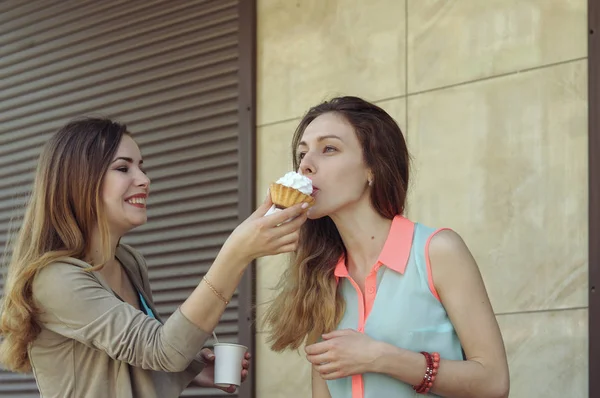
[269,183,315,209]
[264,204,281,216]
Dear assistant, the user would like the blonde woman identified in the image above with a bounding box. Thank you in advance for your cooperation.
[0,118,308,398]
[264,97,509,398]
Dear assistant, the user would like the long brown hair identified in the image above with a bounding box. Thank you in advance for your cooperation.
[264,96,410,350]
[0,118,127,372]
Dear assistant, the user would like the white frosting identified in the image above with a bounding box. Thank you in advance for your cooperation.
[276,172,313,195]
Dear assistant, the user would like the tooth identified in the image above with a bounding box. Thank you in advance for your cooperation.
[128,197,146,204]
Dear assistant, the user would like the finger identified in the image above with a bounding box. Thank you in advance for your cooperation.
[273,211,308,236]
[314,362,340,376]
[264,202,308,226]
[248,198,273,219]
[275,242,299,255]
[268,219,306,251]
[199,348,215,362]
[241,369,248,382]
[245,352,252,360]
[263,187,273,207]
[242,359,250,369]
[305,341,330,356]
[218,384,236,394]
[273,231,300,247]
[320,370,344,380]
[247,189,274,220]
[306,353,330,366]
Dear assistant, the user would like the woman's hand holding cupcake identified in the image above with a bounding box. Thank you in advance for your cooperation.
[218,185,309,264]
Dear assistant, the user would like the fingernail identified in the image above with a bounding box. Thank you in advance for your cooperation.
[301,202,309,209]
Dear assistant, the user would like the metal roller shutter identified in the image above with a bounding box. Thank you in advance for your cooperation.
[0,1,256,397]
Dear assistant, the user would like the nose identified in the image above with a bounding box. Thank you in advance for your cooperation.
[298,153,315,176]
[136,168,150,190]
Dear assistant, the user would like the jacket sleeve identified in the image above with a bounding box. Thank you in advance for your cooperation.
[32,261,209,373]
[120,244,206,382]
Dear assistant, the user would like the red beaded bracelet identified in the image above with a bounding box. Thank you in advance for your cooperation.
[413,351,440,394]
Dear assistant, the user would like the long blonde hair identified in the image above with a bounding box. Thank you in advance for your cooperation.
[264,97,410,350]
[0,118,128,372]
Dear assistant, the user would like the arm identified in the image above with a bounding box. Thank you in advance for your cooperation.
[33,263,207,373]
[371,230,509,398]
[180,201,308,332]
[312,367,332,398]
[33,200,307,373]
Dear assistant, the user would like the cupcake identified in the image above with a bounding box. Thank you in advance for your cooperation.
[267,172,315,214]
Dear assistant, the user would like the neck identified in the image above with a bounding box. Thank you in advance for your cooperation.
[330,201,393,276]
[88,225,120,272]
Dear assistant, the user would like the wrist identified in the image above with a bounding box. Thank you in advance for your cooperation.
[215,242,251,273]
[369,340,391,373]
[222,230,257,263]
[371,344,429,386]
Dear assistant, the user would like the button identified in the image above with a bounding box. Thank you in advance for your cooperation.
[368,286,376,294]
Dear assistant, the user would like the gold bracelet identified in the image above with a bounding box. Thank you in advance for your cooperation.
[202,276,230,305]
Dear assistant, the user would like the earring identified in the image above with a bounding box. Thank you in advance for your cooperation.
[368,179,373,187]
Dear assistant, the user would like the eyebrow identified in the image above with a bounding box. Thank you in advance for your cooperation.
[298,134,343,147]
[112,157,143,164]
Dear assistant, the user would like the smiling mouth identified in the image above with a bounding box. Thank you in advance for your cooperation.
[125,196,147,208]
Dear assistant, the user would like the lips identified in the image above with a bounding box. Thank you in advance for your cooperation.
[311,186,320,197]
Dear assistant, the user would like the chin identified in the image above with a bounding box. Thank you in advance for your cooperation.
[133,218,147,228]
[307,207,327,220]
[126,217,147,230]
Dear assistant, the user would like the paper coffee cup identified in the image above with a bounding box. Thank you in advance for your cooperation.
[214,343,248,388]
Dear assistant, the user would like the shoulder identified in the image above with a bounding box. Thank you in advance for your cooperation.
[33,259,93,286]
[428,229,468,255]
[426,229,481,291]
[412,221,465,254]
[32,260,100,306]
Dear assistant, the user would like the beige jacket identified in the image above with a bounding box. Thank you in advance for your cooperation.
[29,244,208,398]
